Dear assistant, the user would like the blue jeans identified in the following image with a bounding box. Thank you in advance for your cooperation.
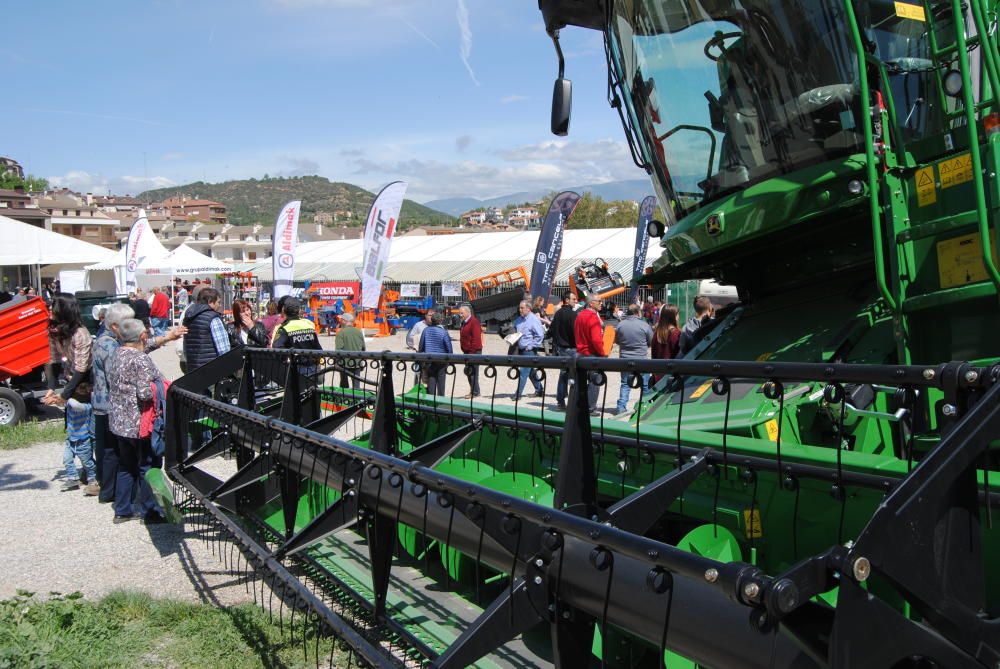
[113,436,162,519]
[554,347,575,406]
[63,437,96,483]
[151,317,169,337]
[62,400,95,483]
[616,371,651,412]
[515,349,543,398]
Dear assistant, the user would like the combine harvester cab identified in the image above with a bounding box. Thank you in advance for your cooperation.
[165,0,1000,667]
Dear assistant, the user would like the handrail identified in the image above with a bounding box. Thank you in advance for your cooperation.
[844,0,899,310]
[952,0,1000,293]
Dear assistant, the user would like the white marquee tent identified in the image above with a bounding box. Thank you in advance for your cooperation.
[0,214,116,266]
[0,214,116,291]
[239,228,665,284]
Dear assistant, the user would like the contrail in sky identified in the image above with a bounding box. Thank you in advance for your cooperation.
[456,0,480,86]
[399,17,439,49]
[4,106,167,126]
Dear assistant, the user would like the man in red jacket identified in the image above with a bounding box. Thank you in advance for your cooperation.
[574,292,606,415]
[459,305,482,398]
[148,286,171,337]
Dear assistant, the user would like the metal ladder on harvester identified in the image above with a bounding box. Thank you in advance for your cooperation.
[845,0,1000,363]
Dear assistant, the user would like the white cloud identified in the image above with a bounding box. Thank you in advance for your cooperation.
[277,157,321,177]
[455,135,473,152]
[46,170,175,196]
[500,94,527,104]
[456,0,479,86]
[342,138,643,201]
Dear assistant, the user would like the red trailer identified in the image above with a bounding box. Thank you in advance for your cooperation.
[0,296,51,426]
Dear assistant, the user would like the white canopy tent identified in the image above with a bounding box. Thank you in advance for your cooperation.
[84,225,168,295]
[0,214,116,292]
[137,245,232,323]
[137,243,232,278]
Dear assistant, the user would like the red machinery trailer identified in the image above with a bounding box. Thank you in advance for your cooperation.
[0,296,51,426]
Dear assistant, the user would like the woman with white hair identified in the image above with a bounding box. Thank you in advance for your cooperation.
[92,304,184,505]
[107,318,167,524]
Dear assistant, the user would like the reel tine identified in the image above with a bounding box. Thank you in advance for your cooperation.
[674,374,685,471]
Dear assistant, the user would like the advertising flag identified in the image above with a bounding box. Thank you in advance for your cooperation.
[124,209,149,292]
[629,196,657,302]
[272,200,301,299]
[529,191,580,304]
[360,181,407,309]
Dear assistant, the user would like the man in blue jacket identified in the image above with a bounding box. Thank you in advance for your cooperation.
[418,312,453,395]
[513,300,545,401]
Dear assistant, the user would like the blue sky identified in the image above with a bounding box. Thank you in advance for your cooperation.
[3,1,644,203]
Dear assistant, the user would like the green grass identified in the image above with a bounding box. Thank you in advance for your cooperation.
[0,590,350,669]
[0,421,65,450]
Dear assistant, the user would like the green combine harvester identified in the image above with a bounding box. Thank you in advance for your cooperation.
[166,0,1000,666]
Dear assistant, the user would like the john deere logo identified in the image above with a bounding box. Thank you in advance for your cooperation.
[706,214,724,237]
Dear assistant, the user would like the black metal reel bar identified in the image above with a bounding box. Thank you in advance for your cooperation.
[239,348,994,498]
[240,347,971,389]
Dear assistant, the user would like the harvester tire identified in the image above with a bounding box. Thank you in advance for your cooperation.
[0,387,26,427]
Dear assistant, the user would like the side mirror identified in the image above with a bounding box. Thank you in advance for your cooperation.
[551,78,572,136]
[647,219,666,238]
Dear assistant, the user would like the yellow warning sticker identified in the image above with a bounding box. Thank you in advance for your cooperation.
[894,1,926,20]
[690,380,713,399]
[764,419,780,442]
[937,230,999,288]
[939,153,973,189]
[743,509,763,539]
[915,165,936,206]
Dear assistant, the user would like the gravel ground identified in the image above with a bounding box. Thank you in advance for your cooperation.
[0,327,639,607]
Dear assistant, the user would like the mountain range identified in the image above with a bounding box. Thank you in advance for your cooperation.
[422,178,654,216]
[138,176,455,230]
[136,175,659,227]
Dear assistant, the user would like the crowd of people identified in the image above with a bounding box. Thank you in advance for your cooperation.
[35,282,715,518]
[402,291,718,415]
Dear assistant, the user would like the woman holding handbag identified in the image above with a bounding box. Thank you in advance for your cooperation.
[43,296,97,495]
[108,318,167,524]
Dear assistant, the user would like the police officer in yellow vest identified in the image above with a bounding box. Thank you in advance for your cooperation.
[271,297,322,350]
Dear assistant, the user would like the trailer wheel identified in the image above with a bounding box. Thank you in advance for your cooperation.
[0,388,26,427]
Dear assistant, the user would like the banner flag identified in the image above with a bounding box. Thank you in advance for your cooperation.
[124,209,149,291]
[360,181,407,309]
[629,196,657,302]
[529,191,580,303]
[272,200,301,299]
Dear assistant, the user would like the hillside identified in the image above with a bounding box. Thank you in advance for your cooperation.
[138,176,455,230]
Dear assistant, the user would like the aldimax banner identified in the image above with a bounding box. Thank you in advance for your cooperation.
[124,209,150,291]
[360,181,407,309]
[529,191,580,303]
[272,200,301,299]
[629,195,657,302]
